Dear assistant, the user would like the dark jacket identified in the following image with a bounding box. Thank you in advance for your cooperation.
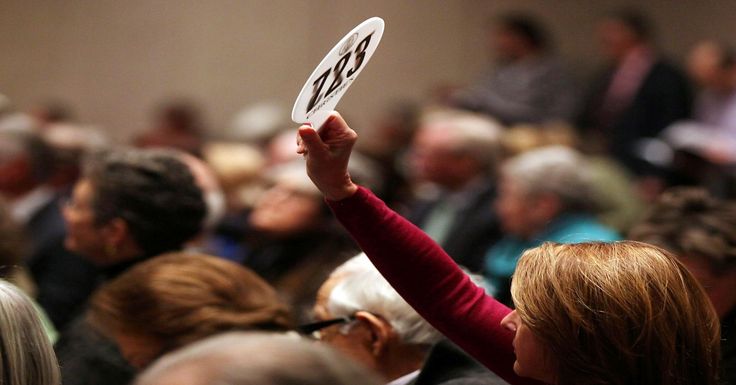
[405,183,500,272]
[55,257,153,385]
[410,340,509,385]
[579,59,692,175]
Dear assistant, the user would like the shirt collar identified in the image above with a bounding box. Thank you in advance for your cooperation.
[386,370,420,385]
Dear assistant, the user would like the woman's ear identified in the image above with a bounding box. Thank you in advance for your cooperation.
[354,311,393,357]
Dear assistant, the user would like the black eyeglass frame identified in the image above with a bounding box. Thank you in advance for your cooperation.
[297,315,356,335]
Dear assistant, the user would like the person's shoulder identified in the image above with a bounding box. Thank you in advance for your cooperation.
[552,215,621,243]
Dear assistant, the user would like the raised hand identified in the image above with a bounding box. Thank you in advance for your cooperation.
[297,111,359,201]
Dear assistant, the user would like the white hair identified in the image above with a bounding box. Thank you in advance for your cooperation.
[0,280,60,385]
[326,254,442,346]
[420,109,503,169]
[135,332,382,385]
[502,145,599,212]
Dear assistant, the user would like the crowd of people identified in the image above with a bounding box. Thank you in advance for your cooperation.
[0,7,734,385]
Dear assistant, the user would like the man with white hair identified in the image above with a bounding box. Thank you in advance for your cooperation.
[307,253,507,385]
[405,109,503,272]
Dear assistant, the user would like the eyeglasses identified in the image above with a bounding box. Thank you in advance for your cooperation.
[297,316,356,339]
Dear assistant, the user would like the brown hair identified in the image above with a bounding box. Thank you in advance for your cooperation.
[511,241,720,385]
[629,187,736,273]
[88,252,292,351]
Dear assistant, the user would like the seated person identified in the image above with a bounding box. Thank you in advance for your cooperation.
[306,253,507,385]
[450,13,577,124]
[0,279,60,385]
[0,198,57,341]
[55,147,207,385]
[484,146,620,304]
[629,187,736,384]
[134,332,383,385]
[0,129,98,330]
[660,40,736,176]
[242,162,358,322]
[296,111,720,385]
[578,10,692,175]
[404,109,503,272]
[87,252,292,369]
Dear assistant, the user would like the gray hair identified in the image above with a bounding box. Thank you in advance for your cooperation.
[420,109,503,171]
[135,332,382,385]
[326,254,442,346]
[0,280,60,385]
[501,146,599,213]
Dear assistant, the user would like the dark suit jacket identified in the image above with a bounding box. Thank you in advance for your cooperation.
[55,256,157,385]
[405,183,501,272]
[25,195,100,329]
[410,340,509,385]
[54,316,134,385]
[579,59,692,175]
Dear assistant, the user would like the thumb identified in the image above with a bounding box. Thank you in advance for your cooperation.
[298,125,329,157]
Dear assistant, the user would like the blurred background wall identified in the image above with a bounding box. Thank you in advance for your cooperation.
[2,0,735,139]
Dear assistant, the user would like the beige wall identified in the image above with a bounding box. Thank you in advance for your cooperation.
[2,0,736,140]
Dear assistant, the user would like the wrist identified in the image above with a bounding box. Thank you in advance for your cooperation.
[324,180,359,201]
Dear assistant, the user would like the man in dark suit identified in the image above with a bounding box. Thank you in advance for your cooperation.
[0,129,99,330]
[578,10,692,176]
[404,110,503,272]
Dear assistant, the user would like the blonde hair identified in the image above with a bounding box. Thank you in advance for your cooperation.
[511,241,720,385]
[0,280,60,385]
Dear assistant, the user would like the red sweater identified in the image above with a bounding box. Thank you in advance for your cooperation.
[328,187,545,385]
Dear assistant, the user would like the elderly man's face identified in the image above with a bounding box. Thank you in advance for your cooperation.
[312,276,377,371]
[494,177,555,239]
[409,127,478,190]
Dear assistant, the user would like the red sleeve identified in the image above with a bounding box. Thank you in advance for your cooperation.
[327,187,544,385]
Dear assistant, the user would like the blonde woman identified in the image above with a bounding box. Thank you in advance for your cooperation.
[296,112,721,385]
[0,280,60,385]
